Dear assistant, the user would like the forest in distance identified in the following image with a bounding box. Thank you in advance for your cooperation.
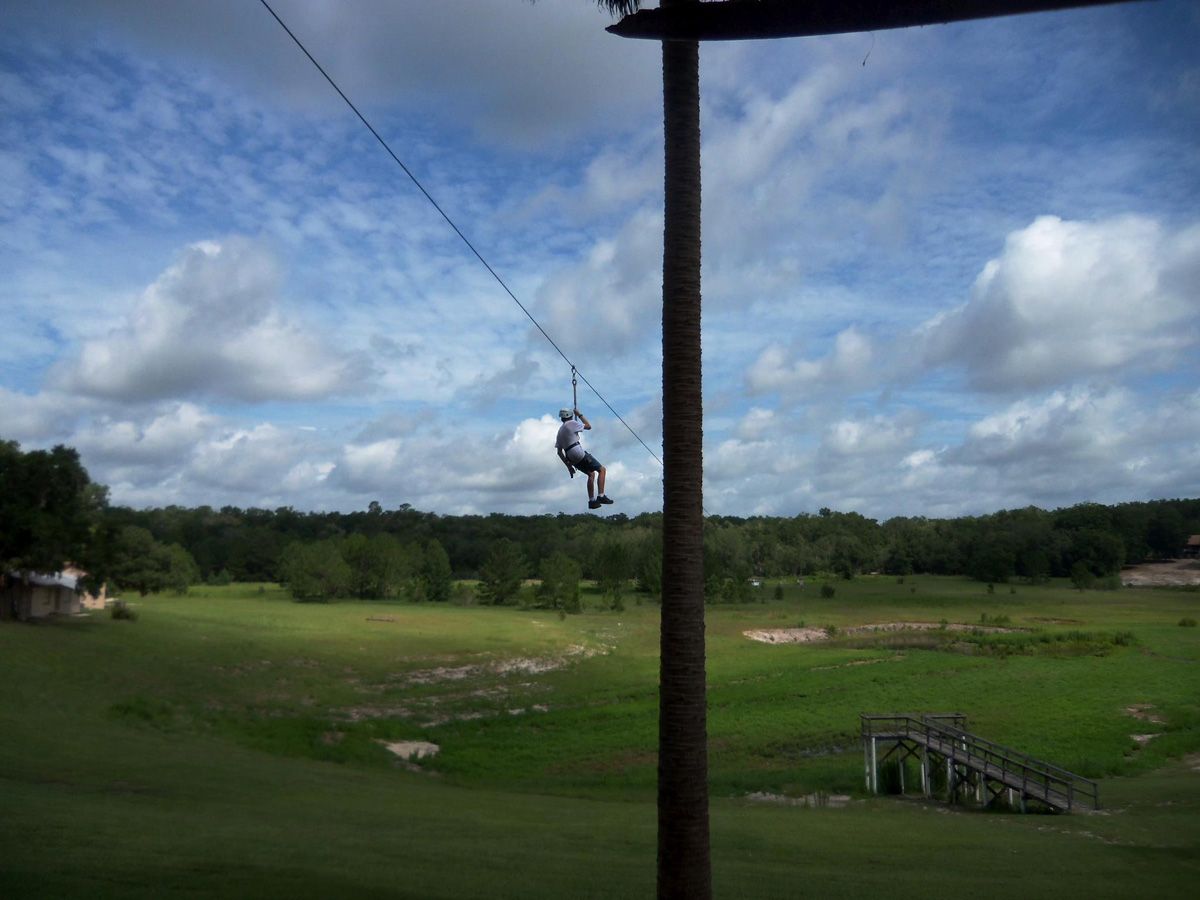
[3,440,1199,600]
[109,495,1200,592]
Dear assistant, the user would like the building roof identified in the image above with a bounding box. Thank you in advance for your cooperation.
[8,571,80,590]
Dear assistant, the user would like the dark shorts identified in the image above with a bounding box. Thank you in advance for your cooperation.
[574,451,602,474]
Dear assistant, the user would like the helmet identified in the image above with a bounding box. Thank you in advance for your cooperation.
[559,408,574,420]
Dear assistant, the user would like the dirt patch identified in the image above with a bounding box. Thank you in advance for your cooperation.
[745,622,1019,644]
[378,740,439,761]
[1130,733,1160,746]
[811,656,905,671]
[744,628,827,644]
[1121,559,1200,587]
[396,644,606,686]
[1125,704,1166,724]
[341,705,414,722]
[745,791,851,809]
[1028,617,1086,625]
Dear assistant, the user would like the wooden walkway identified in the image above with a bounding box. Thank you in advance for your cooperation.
[861,713,1099,812]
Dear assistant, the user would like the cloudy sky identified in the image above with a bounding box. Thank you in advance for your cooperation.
[2,0,1197,519]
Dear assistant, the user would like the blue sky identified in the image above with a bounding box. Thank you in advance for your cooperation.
[1,0,1197,518]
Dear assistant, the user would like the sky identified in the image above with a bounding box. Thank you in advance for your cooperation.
[1,0,1197,520]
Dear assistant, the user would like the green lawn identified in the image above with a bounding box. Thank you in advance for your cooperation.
[2,577,1198,897]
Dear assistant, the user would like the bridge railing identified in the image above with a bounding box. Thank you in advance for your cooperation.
[860,713,1099,810]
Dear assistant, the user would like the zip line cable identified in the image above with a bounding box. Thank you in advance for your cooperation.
[258,0,663,469]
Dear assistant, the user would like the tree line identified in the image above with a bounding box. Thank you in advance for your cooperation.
[3,440,1198,601]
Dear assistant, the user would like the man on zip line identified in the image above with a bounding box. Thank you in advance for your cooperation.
[556,407,613,510]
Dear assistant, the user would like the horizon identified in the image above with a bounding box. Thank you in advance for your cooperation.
[2,1,1197,520]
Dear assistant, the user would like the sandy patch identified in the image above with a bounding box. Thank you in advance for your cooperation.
[744,628,827,644]
[398,644,606,685]
[745,791,851,809]
[342,705,414,721]
[811,656,905,671]
[745,622,1019,644]
[1131,733,1160,746]
[1121,559,1200,587]
[1125,704,1166,724]
[379,740,440,761]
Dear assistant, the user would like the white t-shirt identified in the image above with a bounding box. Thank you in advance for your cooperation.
[556,420,586,464]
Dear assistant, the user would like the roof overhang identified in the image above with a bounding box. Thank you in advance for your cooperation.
[607,0,1149,42]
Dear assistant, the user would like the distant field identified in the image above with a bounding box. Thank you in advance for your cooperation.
[2,576,1198,898]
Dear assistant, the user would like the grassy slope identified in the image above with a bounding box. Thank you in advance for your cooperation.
[1,578,1198,898]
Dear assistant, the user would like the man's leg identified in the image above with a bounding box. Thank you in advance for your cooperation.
[587,471,596,500]
[598,466,606,496]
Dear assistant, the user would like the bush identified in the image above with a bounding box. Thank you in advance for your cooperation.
[207,569,232,586]
[1179,617,1197,628]
[450,583,477,606]
[110,600,137,621]
[820,584,836,599]
[773,584,784,601]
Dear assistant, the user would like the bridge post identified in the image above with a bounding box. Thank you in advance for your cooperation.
[863,738,871,792]
[921,746,930,797]
[870,736,878,793]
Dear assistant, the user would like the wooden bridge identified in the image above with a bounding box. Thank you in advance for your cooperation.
[861,713,1099,813]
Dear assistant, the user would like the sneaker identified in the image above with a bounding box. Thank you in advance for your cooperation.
[598,495,614,504]
[588,499,602,509]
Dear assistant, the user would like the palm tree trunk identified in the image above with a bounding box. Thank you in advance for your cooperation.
[658,3,710,896]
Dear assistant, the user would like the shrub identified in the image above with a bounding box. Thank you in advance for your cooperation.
[450,583,477,606]
[1178,617,1197,628]
[820,584,836,599]
[110,600,137,621]
[1070,561,1095,591]
[773,584,783,601]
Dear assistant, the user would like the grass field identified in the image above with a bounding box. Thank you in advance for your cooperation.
[2,576,1199,898]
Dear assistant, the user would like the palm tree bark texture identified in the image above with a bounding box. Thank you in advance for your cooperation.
[657,0,711,897]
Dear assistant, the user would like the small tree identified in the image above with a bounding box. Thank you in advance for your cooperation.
[479,539,526,605]
[538,552,582,613]
[1070,560,1095,592]
[165,543,200,594]
[422,539,453,602]
[596,541,630,601]
[278,540,351,602]
[105,526,198,596]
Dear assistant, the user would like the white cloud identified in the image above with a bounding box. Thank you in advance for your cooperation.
[821,414,916,458]
[55,238,372,403]
[747,327,875,396]
[7,0,660,149]
[72,402,216,466]
[535,207,664,358]
[919,215,1199,391]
